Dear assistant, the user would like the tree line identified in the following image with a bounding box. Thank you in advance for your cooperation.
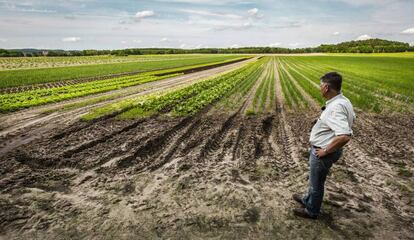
[1,39,413,57]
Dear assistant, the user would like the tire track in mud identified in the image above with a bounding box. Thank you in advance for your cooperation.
[273,59,307,167]
[115,116,194,170]
[63,116,184,171]
[256,60,311,214]
[61,119,147,159]
[198,60,271,162]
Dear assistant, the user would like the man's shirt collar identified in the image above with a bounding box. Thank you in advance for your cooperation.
[326,93,343,106]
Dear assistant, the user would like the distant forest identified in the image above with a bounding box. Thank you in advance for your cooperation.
[1,39,413,57]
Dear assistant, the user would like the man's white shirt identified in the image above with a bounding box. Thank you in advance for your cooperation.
[310,93,356,148]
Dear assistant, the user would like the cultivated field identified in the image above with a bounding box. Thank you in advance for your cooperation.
[0,54,413,239]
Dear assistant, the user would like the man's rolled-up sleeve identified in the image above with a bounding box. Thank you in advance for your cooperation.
[325,104,353,136]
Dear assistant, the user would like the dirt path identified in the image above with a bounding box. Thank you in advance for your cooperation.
[0,58,257,156]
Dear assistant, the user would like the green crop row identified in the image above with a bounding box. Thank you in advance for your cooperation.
[253,65,269,112]
[268,59,276,111]
[249,58,275,114]
[263,58,276,112]
[278,58,325,105]
[277,59,307,109]
[213,57,267,112]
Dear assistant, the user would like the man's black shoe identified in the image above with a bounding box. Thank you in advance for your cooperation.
[292,193,305,207]
[293,208,317,219]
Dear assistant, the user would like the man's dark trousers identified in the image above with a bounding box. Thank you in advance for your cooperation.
[301,146,342,217]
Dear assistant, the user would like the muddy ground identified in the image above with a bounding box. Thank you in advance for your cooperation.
[0,104,413,239]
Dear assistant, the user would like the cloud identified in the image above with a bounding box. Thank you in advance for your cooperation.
[64,15,76,20]
[18,8,56,13]
[181,7,268,32]
[247,8,258,16]
[247,8,262,18]
[401,28,414,34]
[0,38,7,42]
[230,44,240,48]
[181,9,242,19]
[288,43,301,47]
[355,34,372,40]
[179,43,186,49]
[1,2,57,14]
[160,37,170,42]
[155,0,245,5]
[333,31,340,36]
[336,0,394,6]
[211,22,253,31]
[268,42,281,47]
[61,37,80,42]
[132,39,142,43]
[269,21,302,29]
[135,10,155,20]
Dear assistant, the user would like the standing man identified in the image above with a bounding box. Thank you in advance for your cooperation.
[292,72,356,219]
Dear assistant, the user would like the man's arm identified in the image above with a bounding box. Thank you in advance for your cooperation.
[315,134,351,158]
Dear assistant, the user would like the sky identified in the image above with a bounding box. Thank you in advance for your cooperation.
[0,0,413,50]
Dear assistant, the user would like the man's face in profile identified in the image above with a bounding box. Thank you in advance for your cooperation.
[320,81,329,98]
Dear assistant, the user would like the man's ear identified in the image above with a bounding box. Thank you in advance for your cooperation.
[323,85,329,93]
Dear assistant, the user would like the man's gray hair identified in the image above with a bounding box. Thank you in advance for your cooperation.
[320,72,342,92]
